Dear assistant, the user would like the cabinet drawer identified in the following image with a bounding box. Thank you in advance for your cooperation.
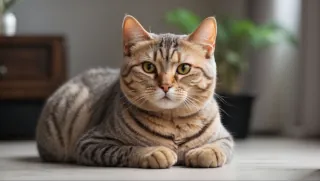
[0,36,67,100]
[0,46,50,81]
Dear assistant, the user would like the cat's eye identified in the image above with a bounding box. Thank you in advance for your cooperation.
[142,62,156,73]
[176,63,191,75]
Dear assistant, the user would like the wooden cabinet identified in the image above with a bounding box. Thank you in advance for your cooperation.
[0,36,67,100]
[0,36,67,140]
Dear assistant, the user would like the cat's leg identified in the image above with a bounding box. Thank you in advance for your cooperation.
[75,132,177,168]
[184,124,234,168]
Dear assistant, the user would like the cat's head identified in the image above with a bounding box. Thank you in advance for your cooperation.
[120,15,217,112]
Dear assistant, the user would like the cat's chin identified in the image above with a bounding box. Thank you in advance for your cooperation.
[152,98,181,110]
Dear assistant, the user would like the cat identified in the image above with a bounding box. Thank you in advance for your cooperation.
[36,15,234,168]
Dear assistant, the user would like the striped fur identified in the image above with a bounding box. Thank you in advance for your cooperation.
[36,15,234,168]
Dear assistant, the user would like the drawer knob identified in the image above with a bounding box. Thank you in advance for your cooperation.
[0,65,8,76]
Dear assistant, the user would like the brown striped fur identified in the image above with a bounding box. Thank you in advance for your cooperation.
[36,15,234,168]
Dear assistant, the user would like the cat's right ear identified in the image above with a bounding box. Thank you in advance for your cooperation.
[187,16,217,58]
[122,15,152,56]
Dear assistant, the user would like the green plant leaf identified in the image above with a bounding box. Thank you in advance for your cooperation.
[1,0,21,13]
[164,8,299,94]
[225,50,241,66]
[165,8,201,34]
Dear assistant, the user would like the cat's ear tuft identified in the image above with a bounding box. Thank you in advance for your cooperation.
[122,15,151,56]
[187,16,217,57]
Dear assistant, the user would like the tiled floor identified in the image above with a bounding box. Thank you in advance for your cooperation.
[0,137,320,180]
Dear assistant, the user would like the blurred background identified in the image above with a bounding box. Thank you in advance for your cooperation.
[0,0,319,140]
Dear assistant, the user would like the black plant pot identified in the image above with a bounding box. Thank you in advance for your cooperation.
[215,93,254,139]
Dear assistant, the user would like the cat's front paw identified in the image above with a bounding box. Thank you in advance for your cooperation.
[185,145,226,168]
[139,146,177,169]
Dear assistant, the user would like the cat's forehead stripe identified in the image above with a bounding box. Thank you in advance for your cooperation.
[154,34,181,69]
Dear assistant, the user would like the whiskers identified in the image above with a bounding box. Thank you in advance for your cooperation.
[120,90,155,115]
[214,93,229,106]
[183,96,201,111]
[214,93,232,118]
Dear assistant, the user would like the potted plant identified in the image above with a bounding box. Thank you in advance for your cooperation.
[165,8,297,138]
[0,0,20,36]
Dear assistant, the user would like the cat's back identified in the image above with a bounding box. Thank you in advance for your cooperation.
[36,67,120,162]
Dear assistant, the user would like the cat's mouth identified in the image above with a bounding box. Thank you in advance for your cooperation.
[161,96,171,101]
[155,94,182,109]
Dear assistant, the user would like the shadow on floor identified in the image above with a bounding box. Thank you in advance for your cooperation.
[12,156,42,163]
[8,156,187,169]
[300,170,320,180]
[8,156,83,168]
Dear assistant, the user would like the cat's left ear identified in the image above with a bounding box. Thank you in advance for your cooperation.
[122,15,152,56]
[187,16,217,58]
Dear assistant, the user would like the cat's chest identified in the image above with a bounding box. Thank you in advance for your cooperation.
[137,110,214,148]
[172,120,204,145]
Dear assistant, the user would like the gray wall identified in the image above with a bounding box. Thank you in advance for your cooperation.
[245,0,301,135]
[298,0,320,137]
[12,0,247,77]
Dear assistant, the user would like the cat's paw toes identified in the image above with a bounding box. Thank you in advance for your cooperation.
[139,146,177,169]
[185,146,226,168]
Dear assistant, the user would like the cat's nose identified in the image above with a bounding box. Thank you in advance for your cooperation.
[160,84,172,93]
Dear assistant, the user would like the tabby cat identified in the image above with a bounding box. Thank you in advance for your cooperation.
[36,15,234,168]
